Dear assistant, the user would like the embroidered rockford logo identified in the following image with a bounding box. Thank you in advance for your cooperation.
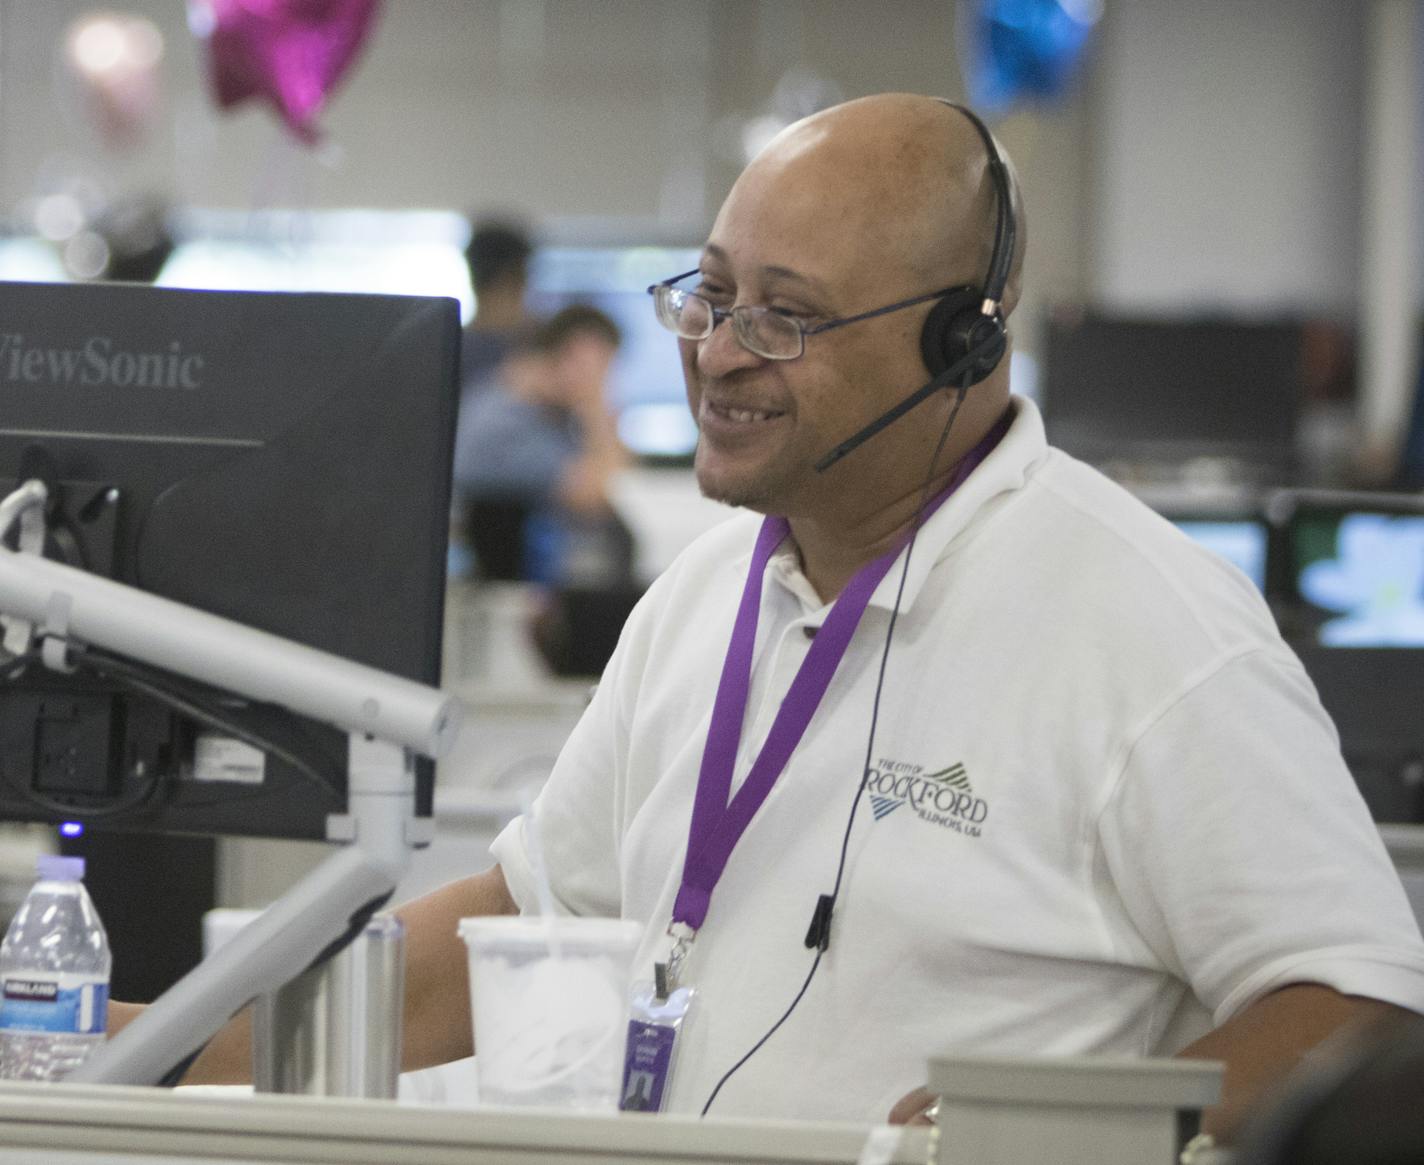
[865,758,988,837]
[868,795,901,821]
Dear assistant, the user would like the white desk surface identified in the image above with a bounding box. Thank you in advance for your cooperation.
[0,1081,931,1165]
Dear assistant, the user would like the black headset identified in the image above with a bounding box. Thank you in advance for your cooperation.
[919,99,1016,386]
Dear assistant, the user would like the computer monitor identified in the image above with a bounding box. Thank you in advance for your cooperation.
[1393,352,1424,491]
[1041,310,1304,481]
[1271,489,1424,648]
[1250,489,1424,826]
[1294,646,1424,824]
[0,279,460,839]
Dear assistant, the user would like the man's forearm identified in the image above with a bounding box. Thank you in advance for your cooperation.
[394,864,519,1072]
[105,864,519,1085]
[103,999,255,1085]
[1177,982,1412,1142]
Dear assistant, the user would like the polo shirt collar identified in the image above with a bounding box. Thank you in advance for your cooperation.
[767,395,1048,616]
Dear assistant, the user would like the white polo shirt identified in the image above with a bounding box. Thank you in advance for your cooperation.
[491,396,1424,1122]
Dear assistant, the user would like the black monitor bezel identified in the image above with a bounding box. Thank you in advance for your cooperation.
[0,280,460,840]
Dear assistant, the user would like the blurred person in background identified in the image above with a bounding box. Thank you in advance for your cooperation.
[460,215,535,391]
[453,303,635,594]
[448,216,538,576]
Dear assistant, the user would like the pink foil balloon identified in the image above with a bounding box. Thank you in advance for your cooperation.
[192,0,381,142]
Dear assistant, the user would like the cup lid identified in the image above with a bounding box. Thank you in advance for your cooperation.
[458,915,641,947]
[37,854,85,882]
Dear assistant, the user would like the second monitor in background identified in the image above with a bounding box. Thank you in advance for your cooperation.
[1041,310,1307,485]
[1270,490,1424,649]
[1270,489,1424,826]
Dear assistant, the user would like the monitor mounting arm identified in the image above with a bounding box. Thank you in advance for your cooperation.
[0,481,462,1086]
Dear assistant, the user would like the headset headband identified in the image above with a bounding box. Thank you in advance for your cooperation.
[936,99,1015,319]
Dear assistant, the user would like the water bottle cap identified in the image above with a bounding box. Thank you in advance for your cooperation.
[36,854,84,882]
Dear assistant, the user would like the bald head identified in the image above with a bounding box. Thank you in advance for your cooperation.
[728,93,1025,318]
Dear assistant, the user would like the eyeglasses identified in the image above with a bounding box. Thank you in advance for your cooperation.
[647,269,958,361]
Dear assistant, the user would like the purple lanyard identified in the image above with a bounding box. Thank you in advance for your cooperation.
[671,412,1011,932]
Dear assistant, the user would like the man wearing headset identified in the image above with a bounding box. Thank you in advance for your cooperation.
[171,93,1424,1141]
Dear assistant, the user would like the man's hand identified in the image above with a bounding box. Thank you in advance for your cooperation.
[887,1085,938,1125]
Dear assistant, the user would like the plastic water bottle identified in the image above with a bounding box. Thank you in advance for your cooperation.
[0,855,111,1081]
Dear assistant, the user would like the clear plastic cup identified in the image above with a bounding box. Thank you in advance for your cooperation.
[458,916,641,1111]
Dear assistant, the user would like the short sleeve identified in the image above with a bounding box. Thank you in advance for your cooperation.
[489,673,629,918]
[1096,645,1424,1024]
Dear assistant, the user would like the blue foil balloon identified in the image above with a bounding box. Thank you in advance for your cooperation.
[960,0,1102,116]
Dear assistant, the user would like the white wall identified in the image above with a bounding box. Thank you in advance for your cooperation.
[0,2,980,219]
[0,2,1411,345]
[0,1,1094,352]
[1087,0,1366,315]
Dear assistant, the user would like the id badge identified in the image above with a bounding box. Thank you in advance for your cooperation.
[620,980,695,1113]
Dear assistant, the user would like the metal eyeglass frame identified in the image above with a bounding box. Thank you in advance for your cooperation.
[647,269,960,361]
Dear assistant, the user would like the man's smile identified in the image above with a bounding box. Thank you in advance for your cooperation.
[705,400,787,425]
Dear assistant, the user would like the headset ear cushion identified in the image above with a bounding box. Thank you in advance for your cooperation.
[920,286,1005,385]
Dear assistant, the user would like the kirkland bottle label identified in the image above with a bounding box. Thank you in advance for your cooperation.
[0,974,108,1034]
